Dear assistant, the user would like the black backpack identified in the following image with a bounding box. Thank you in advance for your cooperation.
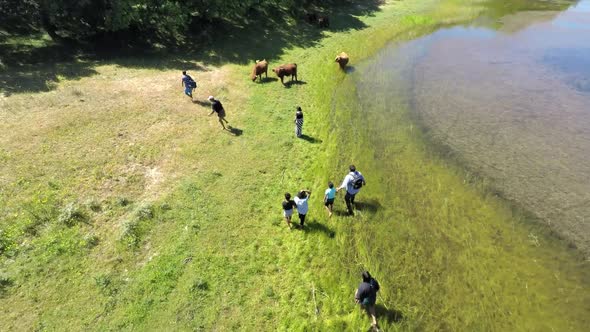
[185,75,197,88]
[370,278,380,292]
[351,172,364,189]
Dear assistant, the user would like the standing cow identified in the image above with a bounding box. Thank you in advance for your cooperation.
[251,59,268,82]
[317,15,330,28]
[335,52,349,69]
[272,64,298,85]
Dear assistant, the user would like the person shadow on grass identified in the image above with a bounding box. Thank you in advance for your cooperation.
[225,126,243,136]
[302,219,335,238]
[192,99,210,107]
[299,134,322,144]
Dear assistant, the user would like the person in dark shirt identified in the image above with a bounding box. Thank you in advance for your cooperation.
[355,271,380,330]
[282,192,297,229]
[181,71,196,100]
[208,96,229,130]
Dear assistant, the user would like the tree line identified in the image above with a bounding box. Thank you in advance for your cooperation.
[0,0,342,45]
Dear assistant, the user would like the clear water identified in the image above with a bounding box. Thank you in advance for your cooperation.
[334,1,590,329]
[362,0,590,254]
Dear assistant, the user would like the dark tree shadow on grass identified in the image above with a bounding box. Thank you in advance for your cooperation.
[1,0,384,95]
[0,60,99,97]
[0,47,208,97]
[303,220,335,238]
[330,11,375,32]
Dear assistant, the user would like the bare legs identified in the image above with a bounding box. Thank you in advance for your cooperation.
[284,215,292,229]
[324,203,333,217]
[358,304,378,330]
[218,116,229,129]
[367,305,378,328]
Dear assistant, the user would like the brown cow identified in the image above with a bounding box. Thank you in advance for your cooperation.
[272,63,298,84]
[335,52,349,69]
[317,15,330,28]
[305,12,329,28]
[251,59,268,82]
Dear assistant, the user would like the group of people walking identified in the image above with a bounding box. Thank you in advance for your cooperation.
[181,69,381,331]
[282,165,379,329]
[283,165,366,228]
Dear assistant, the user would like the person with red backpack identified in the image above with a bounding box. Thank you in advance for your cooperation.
[355,271,380,330]
[337,165,366,215]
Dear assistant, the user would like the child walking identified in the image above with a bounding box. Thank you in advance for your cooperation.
[324,181,336,217]
[282,192,297,229]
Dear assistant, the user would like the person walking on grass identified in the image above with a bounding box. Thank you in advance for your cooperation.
[181,70,197,100]
[294,189,311,227]
[282,192,297,229]
[355,271,380,331]
[337,165,366,215]
[294,106,304,138]
[208,96,229,130]
[324,181,336,217]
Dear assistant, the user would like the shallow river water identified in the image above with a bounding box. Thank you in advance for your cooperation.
[336,0,590,329]
[364,0,590,253]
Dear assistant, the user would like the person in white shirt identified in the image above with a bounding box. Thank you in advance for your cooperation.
[293,190,311,227]
[336,165,366,215]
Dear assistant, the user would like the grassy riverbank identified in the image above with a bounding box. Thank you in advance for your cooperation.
[1,0,588,331]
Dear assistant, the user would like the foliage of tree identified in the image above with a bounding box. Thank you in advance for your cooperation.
[0,0,40,33]
[1,0,339,45]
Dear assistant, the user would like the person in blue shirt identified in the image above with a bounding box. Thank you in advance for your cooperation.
[181,71,196,100]
[324,181,336,217]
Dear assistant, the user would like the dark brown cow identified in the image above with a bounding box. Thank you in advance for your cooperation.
[272,63,298,84]
[335,52,349,69]
[306,12,329,28]
[317,15,330,28]
[251,59,268,82]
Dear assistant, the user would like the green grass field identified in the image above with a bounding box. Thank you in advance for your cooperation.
[1,0,589,331]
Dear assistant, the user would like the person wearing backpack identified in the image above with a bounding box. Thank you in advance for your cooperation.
[355,271,380,330]
[336,165,366,215]
[181,70,197,100]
